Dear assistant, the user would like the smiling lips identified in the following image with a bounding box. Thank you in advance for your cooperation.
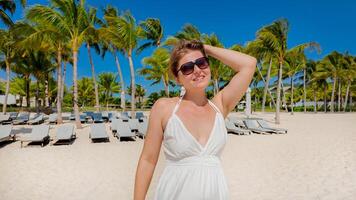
[193,76,205,81]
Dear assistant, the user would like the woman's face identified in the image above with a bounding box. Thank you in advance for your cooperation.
[176,50,211,91]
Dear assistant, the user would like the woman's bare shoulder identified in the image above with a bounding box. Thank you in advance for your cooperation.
[150,97,180,118]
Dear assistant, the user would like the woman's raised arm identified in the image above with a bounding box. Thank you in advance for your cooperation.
[205,44,257,117]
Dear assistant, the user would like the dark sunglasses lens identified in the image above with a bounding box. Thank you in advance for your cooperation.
[195,57,209,69]
[181,63,195,75]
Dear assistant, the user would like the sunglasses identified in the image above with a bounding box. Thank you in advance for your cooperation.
[177,57,209,75]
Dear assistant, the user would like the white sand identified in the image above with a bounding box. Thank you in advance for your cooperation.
[0,112,355,200]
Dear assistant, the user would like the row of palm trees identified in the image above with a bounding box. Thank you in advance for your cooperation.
[1,0,355,126]
[0,0,163,128]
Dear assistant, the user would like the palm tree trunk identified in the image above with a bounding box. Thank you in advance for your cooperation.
[20,96,23,107]
[330,77,336,112]
[313,88,317,113]
[2,59,10,114]
[26,76,30,108]
[262,58,272,112]
[324,83,327,113]
[45,75,49,107]
[281,81,288,112]
[87,43,100,112]
[350,91,353,112]
[56,48,63,124]
[256,63,276,107]
[214,79,219,95]
[275,61,283,124]
[343,80,350,112]
[290,75,294,115]
[128,52,136,118]
[303,68,306,113]
[72,48,81,128]
[61,62,66,102]
[162,76,169,97]
[36,80,40,114]
[114,50,125,111]
[337,78,341,112]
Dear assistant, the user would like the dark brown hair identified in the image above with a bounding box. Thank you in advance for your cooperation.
[169,40,207,77]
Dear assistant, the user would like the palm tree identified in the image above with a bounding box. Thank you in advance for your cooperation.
[319,51,344,112]
[77,77,94,107]
[137,18,163,53]
[98,72,120,110]
[127,84,146,109]
[0,28,17,114]
[245,36,278,113]
[139,47,171,96]
[27,0,92,128]
[10,76,26,106]
[115,11,142,117]
[284,54,301,114]
[100,5,126,111]
[0,0,26,27]
[83,7,102,112]
[257,19,289,123]
[312,61,330,112]
[342,54,356,111]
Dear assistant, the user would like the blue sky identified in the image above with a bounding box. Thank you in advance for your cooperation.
[1,0,356,94]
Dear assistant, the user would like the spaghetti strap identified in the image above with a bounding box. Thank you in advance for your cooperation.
[172,96,184,114]
[208,100,222,114]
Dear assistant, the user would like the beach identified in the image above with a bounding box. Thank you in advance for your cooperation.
[0,112,355,200]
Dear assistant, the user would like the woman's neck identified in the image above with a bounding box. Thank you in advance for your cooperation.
[183,89,208,106]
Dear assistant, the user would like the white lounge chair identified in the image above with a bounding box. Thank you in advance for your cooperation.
[257,119,288,134]
[0,125,15,142]
[137,121,148,139]
[225,119,251,135]
[20,125,50,148]
[48,113,58,124]
[13,112,30,125]
[54,124,76,144]
[89,123,109,142]
[28,114,44,125]
[243,119,275,134]
[116,120,136,141]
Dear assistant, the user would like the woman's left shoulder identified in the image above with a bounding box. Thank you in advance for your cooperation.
[210,93,226,117]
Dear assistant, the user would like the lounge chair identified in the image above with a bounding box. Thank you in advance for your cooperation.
[257,119,288,134]
[80,114,87,123]
[48,113,58,124]
[116,120,136,140]
[101,111,109,121]
[13,112,30,125]
[229,117,247,129]
[135,112,146,121]
[225,119,251,135]
[54,124,76,144]
[89,123,109,142]
[92,112,104,123]
[137,121,148,139]
[0,125,15,142]
[108,112,117,122]
[243,119,275,134]
[28,114,44,125]
[20,125,50,147]
[110,118,119,135]
[128,118,139,132]
[0,113,11,125]
[9,112,18,121]
[120,112,130,121]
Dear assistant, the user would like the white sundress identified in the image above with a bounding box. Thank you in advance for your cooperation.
[154,95,229,200]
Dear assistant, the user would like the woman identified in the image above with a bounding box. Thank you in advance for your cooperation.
[134,40,256,200]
